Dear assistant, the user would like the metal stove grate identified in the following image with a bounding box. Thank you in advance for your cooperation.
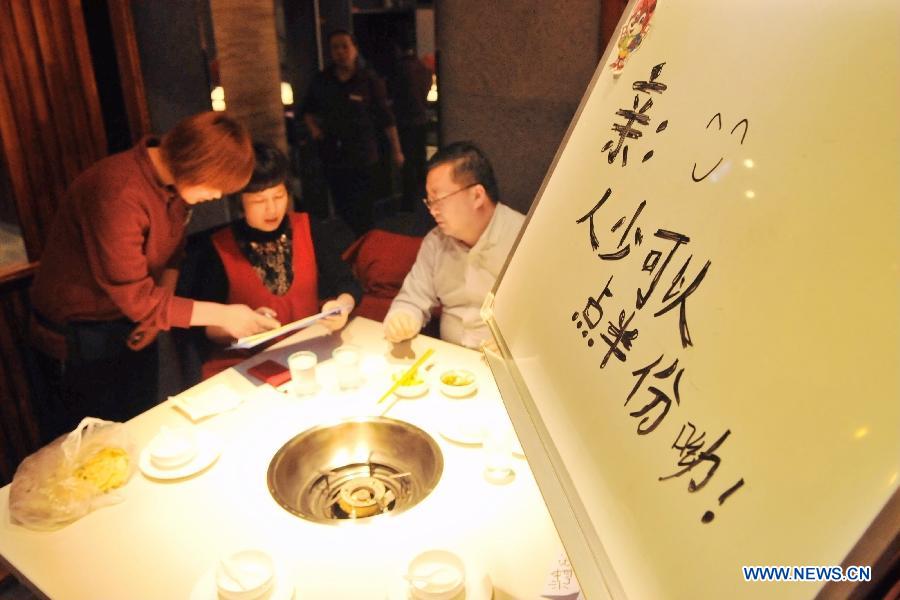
[268,417,443,524]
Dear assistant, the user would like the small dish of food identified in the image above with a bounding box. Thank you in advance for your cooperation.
[392,369,429,398]
[439,369,477,398]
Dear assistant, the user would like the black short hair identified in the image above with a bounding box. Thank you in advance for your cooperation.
[327,29,357,46]
[242,142,287,193]
[426,141,499,203]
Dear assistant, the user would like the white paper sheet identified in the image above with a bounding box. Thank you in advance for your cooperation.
[227,306,342,350]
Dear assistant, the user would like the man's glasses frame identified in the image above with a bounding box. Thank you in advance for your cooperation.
[422,182,479,209]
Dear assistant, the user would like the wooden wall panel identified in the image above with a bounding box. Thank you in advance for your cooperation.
[0,0,105,259]
[108,0,151,141]
[0,274,40,486]
[16,1,79,189]
[0,0,108,483]
[0,2,51,259]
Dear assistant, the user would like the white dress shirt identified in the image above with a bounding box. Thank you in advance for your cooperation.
[387,203,525,348]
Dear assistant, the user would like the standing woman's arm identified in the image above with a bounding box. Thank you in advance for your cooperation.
[76,192,278,341]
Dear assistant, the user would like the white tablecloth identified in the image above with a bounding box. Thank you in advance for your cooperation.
[0,318,565,600]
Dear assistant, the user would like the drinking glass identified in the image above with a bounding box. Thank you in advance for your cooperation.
[332,345,363,390]
[288,351,318,396]
[483,427,515,483]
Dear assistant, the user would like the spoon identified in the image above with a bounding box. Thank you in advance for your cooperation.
[218,557,253,590]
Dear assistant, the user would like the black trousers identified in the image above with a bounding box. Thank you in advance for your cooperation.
[29,319,159,444]
[325,164,375,239]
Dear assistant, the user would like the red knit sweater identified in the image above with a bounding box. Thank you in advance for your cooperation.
[31,138,194,329]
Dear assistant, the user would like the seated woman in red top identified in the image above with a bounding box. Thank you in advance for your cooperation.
[186,143,362,378]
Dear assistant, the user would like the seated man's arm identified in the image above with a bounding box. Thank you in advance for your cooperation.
[383,234,441,342]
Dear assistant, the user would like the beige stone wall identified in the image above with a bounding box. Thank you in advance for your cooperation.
[209,0,287,151]
[436,2,601,214]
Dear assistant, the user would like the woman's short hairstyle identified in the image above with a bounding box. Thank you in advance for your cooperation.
[160,112,253,193]
[242,143,288,194]
[426,141,500,203]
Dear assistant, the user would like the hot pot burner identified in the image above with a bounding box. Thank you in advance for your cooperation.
[267,417,443,524]
[319,462,405,519]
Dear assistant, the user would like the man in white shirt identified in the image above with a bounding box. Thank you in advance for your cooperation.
[383,142,525,348]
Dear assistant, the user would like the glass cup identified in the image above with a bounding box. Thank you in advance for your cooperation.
[332,345,363,390]
[483,427,515,484]
[288,351,318,396]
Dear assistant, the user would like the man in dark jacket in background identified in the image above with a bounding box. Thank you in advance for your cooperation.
[302,30,404,238]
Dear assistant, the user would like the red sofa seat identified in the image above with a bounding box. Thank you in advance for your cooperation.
[342,229,424,322]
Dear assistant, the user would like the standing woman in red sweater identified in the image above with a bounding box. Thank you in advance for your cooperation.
[29,112,280,441]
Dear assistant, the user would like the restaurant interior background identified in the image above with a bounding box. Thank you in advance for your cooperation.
[0,0,625,593]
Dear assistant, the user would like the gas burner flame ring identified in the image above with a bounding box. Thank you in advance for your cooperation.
[323,466,401,519]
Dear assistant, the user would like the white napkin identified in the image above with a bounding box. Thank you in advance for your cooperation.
[170,384,242,422]
[541,552,583,600]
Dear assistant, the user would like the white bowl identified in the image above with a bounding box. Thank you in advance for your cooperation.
[393,369,429,398]
[406,549,466,600]
[148,427,198,469]
[438,369,477,398]
[215,549,276,600]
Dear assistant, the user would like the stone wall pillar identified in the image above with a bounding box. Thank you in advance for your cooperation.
[435,1,601,214]
[209,0,287,151]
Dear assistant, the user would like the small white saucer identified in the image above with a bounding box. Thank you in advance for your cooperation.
[190,560,296,600]
[139,430,222,480]
[386,563,492,600]
[438,412,487,446]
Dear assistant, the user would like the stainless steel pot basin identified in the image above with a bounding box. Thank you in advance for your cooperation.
[267,417,443,523]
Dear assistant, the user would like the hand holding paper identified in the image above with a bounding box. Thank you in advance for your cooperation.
[228,306,344,350]
[221,304,281,340]
[319,294,355,332]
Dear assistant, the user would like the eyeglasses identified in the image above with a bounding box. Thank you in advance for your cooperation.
[422,182,478,209]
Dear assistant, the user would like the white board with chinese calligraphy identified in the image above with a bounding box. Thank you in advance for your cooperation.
[482,0,900,598]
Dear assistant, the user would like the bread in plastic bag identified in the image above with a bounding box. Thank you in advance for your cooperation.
[9,417,137,531]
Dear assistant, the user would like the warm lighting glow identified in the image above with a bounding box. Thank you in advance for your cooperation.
[211,86,226,112]
[281,82,294,106]
[742,158,754,168]
[427,74,438,102]
[744,190,756,199]
[853,426,869,440]
[889,472,898,487]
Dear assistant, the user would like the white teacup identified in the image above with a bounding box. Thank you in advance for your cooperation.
[406,549,466,600]
[215,549,276,600]
[147,426,197,470]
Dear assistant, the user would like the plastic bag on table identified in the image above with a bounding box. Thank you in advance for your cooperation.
[9,417,137,531]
